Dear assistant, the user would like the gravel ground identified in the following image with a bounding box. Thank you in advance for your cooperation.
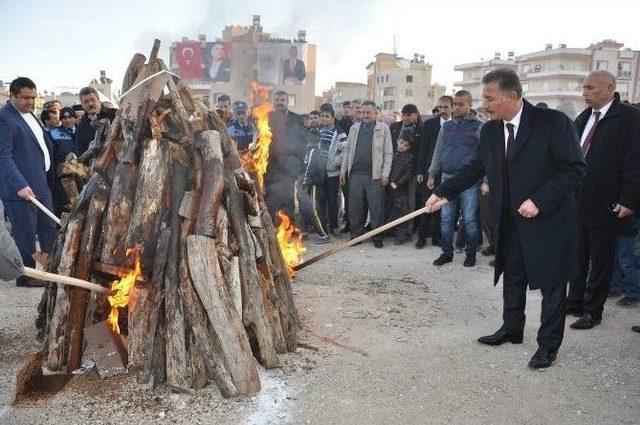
[1,239,639,424]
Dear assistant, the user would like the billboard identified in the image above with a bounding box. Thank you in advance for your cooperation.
[202,42,232,82]
[256,43,307,85]
[175,42,202,79]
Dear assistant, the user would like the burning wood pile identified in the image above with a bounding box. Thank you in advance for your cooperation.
[34,40,303,396]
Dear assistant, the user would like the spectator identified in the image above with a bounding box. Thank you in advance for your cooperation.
[387,131,415,245]
[338,101,354,134]
[0,77,56,287]
[40,109,59,131]
[43,100,61,117]
[352,99,363,123]
[415,95,453,249]
[49,107,78,213]
[76,86,117,156]
[226,101,256,151]
[340,101,393,248]
[216,94,233,124]
[428,90,482,267]
[609,215,640,307]
[569,71,640,330]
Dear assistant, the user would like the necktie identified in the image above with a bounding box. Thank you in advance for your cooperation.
[506,123,515,156]
[581,111,601,154]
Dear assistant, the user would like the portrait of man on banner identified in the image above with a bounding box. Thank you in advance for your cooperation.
[203,41,231,82]
[282,45,306,85]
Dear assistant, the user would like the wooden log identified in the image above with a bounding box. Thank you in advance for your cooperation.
[122,53,147,93]
[220,255,242,316]
[163,160,190,391]
[187,235,260,395]
[220,134,279,368]
[60,177,80,205]
[260,208,299,352]
[123,138,170,271]
[91,261,145,283]
[100,162,139,265]
[194,130,224,237]
[66,179,110,372]
[46,214,85,370]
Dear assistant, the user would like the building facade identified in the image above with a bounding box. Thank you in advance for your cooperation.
[454,53,518,109]
[321,81,368,115]
[170,15,317,114]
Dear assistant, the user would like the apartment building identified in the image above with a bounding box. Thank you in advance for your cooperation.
[454,52,518,108]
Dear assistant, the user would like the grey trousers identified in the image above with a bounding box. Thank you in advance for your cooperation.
[348,172,385,242]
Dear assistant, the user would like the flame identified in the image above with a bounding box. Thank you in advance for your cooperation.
[276,211,306,277]
[107,248,142,334]
[246,82,274,188]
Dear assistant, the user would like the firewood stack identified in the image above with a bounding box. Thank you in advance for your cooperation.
[37,40,298,396]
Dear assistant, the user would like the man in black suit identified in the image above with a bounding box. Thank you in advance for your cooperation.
[568,70,640,329]
[415,96,453,248]
[426,68,586,368]
[283,46,306,84]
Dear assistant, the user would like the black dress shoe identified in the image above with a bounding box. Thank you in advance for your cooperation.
[570,313,601,330]
[415,238,426,249]
[477,329,523,346]
[433,254,453,266]
[565,306,583,317]
[632,326,640,333]
[463,254,476,267]
[528,348,557,369]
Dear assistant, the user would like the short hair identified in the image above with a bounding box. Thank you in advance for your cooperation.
[274,90,288,97]
[342,100,351,107]
[79,86,99,99]
[361,100,376,109]
[398,130,414,145]
[217,94,230,103]
[482,68,523,98]
[351,98,364,106]
[454,90,473,104]
[40,109,56,123]
[438,95,454,106]
[308,110,320,117]
[320,103,335,117]
[44,100,60,109]
[589,70,616,86]
[10,77,36,96]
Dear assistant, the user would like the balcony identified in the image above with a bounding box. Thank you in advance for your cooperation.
[617,70,632,78]
[454,77,481,86]
[524,89,583,98]
[520,69,589,80]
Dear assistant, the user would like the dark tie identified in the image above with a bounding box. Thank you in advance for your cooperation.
[581,111,601,154]
[506,123,515,156]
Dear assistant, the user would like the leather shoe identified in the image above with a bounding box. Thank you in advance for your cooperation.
[477,329,523,346]
[632,326,640,333]
[570,313,601,330]
[528,348,557,369]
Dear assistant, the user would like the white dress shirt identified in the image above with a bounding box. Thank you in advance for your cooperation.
[19,109,51,171]
[440,116,451,126]
[580,98,613,147]
[503,103,524,152]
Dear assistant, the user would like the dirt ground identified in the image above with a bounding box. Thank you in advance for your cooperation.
[1,239,639,424]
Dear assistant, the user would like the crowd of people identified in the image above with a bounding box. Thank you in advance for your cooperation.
[0,68,639,368]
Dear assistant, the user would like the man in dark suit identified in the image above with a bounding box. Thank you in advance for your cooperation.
[415,96,453,248]
[75,86,117,156]
[426,68,586,368]
[568,70,640,329]
[0,77,58,287]
[283,46,306,83]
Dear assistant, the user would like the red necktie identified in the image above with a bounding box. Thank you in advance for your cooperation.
[581,111,601,154]
[506,123,515,156]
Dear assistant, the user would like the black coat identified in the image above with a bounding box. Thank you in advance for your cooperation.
[388,151,414,198]
[75,106,117,156]
[435,100,586,289]
[416,117,441,177]
[574,94,640,227]
[389,120,423,169]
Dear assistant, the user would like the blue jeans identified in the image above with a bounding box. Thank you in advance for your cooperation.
[610,236,640,299]
[440,173,480,257]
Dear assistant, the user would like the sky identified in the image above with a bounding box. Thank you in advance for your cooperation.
[1,0,639,97]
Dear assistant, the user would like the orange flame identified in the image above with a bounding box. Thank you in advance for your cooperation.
[247,82,274,188]
[107,249,142,334]
[276,211,306,277]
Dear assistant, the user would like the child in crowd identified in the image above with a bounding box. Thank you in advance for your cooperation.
[387,131,414,245]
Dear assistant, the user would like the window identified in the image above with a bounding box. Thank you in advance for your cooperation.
[406,75,413,83]
[383,87,396,96]
[522,82,529,93]
[383,100,395,110]
[405,88,413,97]
[288,94,296,107]
[385,75,389,82]
[597,60,609,70]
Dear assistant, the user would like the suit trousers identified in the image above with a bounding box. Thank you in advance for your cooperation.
[500,214,567,351]
[4,198,57,268]
[567,225,616,318]
[348,172,385,242]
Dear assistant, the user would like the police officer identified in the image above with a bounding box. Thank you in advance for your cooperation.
[49,107,77,214]
[226,101,256,151]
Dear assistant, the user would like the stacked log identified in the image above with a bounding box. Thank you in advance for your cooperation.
[37,40,298,396]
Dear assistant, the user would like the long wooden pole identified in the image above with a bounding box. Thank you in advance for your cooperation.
[29,196,61,225]
[293,206,429,272]
[22,267,111,295]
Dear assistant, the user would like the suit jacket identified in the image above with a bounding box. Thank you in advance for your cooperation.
[574,94,640,227]
[0,102,55,202]
[389,120,423,169]
[416,117,442,177]
[341,121,393,180]
[265,110,307,182]
[435,100,586,289]
[283,59,306,82]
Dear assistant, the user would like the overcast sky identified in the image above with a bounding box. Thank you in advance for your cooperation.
[1,0,639,96]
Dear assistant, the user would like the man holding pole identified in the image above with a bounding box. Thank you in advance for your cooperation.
[425,68,586,368]
[0,77,57,287]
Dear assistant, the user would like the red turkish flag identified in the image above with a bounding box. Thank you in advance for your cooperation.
[176,42,202,79]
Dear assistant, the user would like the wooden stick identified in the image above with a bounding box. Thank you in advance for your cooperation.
[293,206,429,272]
[29,196,61,225]
[22,267,110,295]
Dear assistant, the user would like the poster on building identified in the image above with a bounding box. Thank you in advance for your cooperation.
[175,41,202,80]
[256,43,308,85]
[202,42,232,82]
